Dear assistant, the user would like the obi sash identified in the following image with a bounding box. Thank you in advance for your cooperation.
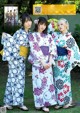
[57,46,68,56]
[40,46,49,56]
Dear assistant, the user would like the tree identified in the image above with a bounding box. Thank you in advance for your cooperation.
[46,0,64,4]
[27,0,35,14]
[7,0,23,13]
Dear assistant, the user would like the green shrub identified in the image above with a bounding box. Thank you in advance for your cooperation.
[72,24,80,47]
[4,24,20,35]
[25,48,32,73]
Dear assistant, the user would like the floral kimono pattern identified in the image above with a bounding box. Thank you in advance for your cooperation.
[1,28,29,106]
[28,32,57,107]
[52,32,80,105]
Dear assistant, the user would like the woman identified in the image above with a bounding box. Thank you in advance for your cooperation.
[1,13,32,111]
[52,18,80,109]
[28,17,57,112]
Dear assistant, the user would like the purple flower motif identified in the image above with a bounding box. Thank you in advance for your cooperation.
[52,34,56,39]
[41,77,47,89]
[33,42,40,52]
[29,34,34,41]
[35,34,40,42]
[37,36,40,42]
[44,102,50,106]
[35,75,38,78]
[49,84,54,92]
[37,98,43,106]
[42,77,47,85]
[48,38,52,43]
[39,67,45,73]
[34,88,42,96]
[40,33,46,37]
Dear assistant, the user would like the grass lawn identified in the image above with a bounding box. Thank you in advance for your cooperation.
[0,62,80,113]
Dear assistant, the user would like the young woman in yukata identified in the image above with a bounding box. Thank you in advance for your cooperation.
[51,18,80,109]
[28,17,57,112]
[1,13,32,111]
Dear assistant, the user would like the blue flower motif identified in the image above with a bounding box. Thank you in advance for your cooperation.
[56,79,64,89]
[64,96,70,104]
[66,38,75,48]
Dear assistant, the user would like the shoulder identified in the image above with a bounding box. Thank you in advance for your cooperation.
[52,31,60,35]
[66,32,72,37]
[14,28,27,36]
[29,32,35,36]
[30,32,38,38]
[13,29,22,35]
[47,33,52,37]
[28,32,35,40]
[13,29,25,40]
[65,32,75,40]
[32,32,37,35]
[51,32,59,39]
[46,33,55,38]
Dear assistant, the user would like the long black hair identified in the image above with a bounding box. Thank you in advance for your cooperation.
[34,17,48,34]
[21,12,32,27]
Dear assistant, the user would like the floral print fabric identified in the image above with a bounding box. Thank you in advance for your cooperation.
[52,32,80,105]
[1,28,29,106]
[28,32,57,107]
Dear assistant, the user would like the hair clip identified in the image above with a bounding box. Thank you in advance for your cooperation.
[34,19,39,24]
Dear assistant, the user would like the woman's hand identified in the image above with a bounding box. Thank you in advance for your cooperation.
[63,46,67,48]
[2,32,6,37]
[44,63,51,69]
[41,61,51,69]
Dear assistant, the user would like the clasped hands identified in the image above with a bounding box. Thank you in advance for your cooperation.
[40,60,52,70]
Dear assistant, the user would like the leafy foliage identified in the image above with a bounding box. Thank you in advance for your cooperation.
[48,18,58,31]
[72,24,80,47]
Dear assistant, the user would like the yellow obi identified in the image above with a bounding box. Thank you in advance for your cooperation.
[0,49,3,56]
[19,46,28,57]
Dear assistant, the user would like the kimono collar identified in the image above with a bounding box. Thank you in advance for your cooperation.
[36,32,47,38]
[21,27,29,33]
[59,32,71,37]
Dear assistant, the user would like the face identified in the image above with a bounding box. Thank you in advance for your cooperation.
[38,23,46,33]
[58,20,67,33]
[24,19,32,30]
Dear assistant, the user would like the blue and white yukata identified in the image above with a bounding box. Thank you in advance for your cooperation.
[28,32,57,107]
[1,28,29,106]
[51,32,80,106]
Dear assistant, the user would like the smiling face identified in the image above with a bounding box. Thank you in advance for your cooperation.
[38,23,46,33]
[24,19,32,31]
[58,19,69,34]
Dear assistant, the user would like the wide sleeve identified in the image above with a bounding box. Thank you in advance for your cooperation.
[65,34,80,67]
[13,30,30,58]
[13,30,29,47]
[1,32,14,61]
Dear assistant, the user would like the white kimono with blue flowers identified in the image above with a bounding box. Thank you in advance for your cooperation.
[1,28,29,106]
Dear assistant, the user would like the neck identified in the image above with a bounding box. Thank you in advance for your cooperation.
[24,28,29,32]
[61,30,68,34]
[38,30,42,33]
